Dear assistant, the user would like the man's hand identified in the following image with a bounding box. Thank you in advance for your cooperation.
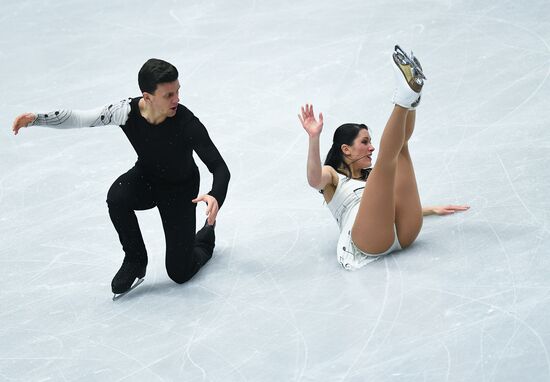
[192,194,219,226]
[12,113,36,135]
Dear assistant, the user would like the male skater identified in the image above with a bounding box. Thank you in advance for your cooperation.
[12,58,230,298]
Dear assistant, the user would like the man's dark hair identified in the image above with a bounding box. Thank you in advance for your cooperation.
[138,58,179,94]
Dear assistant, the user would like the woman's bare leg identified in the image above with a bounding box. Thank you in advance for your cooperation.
[351,105,408,254]
[394,111,422,248]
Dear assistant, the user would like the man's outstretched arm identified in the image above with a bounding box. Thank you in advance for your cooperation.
[12,98,132,134]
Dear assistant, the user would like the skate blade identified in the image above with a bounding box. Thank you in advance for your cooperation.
[394,45,427,80]
[112,278,145,301]
[393,54,424,92]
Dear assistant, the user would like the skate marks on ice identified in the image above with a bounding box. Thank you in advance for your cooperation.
[2,0,550,380]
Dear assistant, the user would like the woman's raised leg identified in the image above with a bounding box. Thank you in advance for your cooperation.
[394,111,422,248]
[351,45,425,254]
[351,105,408,254]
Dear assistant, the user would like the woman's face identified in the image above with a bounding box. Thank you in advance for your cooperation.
[343,129,375,169]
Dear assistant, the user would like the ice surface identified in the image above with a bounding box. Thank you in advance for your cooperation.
[1,0,550,381]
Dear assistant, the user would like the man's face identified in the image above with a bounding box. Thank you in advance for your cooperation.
[146,80,180,117]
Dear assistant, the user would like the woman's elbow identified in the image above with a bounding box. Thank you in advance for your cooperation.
[307,178,322,189]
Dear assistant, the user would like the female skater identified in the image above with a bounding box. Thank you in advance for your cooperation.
[299,46,468,270]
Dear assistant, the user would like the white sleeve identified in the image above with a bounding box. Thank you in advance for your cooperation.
[30,98,132,129]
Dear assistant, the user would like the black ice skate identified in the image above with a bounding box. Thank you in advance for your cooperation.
[111,258,146,301]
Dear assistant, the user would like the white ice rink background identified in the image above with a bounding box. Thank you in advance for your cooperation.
[1,0,550,380]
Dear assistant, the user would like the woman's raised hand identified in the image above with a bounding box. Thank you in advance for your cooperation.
[298,104,323,138]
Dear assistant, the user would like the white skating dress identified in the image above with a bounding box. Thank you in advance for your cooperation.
[327,173,401,270]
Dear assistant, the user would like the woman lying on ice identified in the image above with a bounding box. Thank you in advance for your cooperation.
[299,45,469,270]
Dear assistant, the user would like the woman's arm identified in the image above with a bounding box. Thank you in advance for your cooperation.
[306,135,332,189]
[422,205,470,216]
[299,104,334,190]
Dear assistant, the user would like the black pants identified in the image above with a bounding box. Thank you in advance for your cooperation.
[106,166,213,284]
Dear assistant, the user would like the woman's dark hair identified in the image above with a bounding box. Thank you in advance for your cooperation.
[324,123,371,181]
[138,58,179,94]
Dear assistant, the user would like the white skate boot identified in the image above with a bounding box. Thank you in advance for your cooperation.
[391,45,425,109]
